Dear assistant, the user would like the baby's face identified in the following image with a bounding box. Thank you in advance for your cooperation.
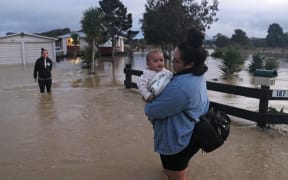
[147,53,164,72]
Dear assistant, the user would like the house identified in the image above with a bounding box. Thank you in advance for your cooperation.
[98,35,126,56]
[56,32,125,56]
[0,32,57,64]
[56,31,87,56]
[98,40,113,56]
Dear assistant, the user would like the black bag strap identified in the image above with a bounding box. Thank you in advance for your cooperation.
[183,111,197,124]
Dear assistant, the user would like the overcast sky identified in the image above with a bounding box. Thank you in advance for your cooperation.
[0,0,287,39]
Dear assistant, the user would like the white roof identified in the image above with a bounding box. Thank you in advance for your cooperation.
[57,32,125,40]
[98,40,112,47]
[0,32,57,40]
[57,32,86,38]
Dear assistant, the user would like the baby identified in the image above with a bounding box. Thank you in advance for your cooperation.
[137,50,173,102]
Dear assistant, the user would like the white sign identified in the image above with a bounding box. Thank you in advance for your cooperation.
[272,90,288,98]
[253,77,275,86]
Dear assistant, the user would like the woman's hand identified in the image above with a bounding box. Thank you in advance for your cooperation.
[146,95,155,102]
[142,95,156,103]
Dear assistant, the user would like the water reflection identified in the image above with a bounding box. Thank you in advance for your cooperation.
[91,56,127,87]
[37,93,57,125]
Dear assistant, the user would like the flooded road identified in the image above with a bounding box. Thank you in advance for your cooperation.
[0,54,287,180]
[0,58,160,180]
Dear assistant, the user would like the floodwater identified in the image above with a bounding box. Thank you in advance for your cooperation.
[0,53,288,180]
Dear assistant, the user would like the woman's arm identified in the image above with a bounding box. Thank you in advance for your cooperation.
[144,83,187,119]
[33,60,39,80]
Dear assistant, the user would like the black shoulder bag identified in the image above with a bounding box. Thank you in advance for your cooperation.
[184,105,231,153]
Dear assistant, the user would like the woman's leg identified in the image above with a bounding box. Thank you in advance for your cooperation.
[45,79,52,93]
[160,136,199,180]
[38,80,45,93]
[165,168,188,180]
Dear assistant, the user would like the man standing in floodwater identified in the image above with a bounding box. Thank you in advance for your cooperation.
[33,48,53,93]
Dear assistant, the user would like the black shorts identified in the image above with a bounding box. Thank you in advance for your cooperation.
[160,135,200,171]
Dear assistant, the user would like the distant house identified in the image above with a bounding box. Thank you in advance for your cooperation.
[98,40,113,56]
[56,32,87,56]
[98,35,126,56]
[0,32,57,64]
[56,32,125,56]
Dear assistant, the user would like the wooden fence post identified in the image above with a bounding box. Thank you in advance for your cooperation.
[124,64,132,88]
[257,85,270,127]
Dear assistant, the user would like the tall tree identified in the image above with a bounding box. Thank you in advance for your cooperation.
[81,7,106,73]
[266,23,285,47]
[284,32,288,46]
[99,0,136,56]
[214,33,231,47]
[142,0,186,50]
[231,29,250,46]
[142,0,218,62]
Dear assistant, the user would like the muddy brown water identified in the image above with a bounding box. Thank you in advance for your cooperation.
[0,53,287,180]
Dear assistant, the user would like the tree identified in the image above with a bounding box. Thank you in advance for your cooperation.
[285,32,288,46]
[81,7,106,73]
[71,33,80,46]
[231,29,250,46]
[99,0,137,56]
[266,23,285,47]
[142,0,219,62]
[71,33,80,58]
[250,38,267,47]
[183,0,219,30]
[219,48,244,79]
[213,33,231,47]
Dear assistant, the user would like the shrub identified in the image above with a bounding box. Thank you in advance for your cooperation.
[248,53,265,72]
[248,53,279,73]
[268,107,286,114]
[264,58,279,70]
[211,48,223,58]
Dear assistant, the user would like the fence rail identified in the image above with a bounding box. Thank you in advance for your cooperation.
[123,64,288,126]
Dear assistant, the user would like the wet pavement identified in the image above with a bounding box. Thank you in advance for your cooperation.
[0,54,287,180]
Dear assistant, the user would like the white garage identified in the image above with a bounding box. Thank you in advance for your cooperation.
[0,32,57,64]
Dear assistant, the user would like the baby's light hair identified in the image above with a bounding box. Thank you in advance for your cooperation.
[146,50,163,62]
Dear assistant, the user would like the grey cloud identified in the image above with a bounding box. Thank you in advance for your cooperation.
[1,0,287,39]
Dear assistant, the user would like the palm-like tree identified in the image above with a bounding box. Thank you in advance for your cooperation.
[81,7,106,73]
[219,48,244,79]
[71,33,80,59]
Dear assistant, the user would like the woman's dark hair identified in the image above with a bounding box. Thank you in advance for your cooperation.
[41,48,48,54]
[177,28,208,75]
